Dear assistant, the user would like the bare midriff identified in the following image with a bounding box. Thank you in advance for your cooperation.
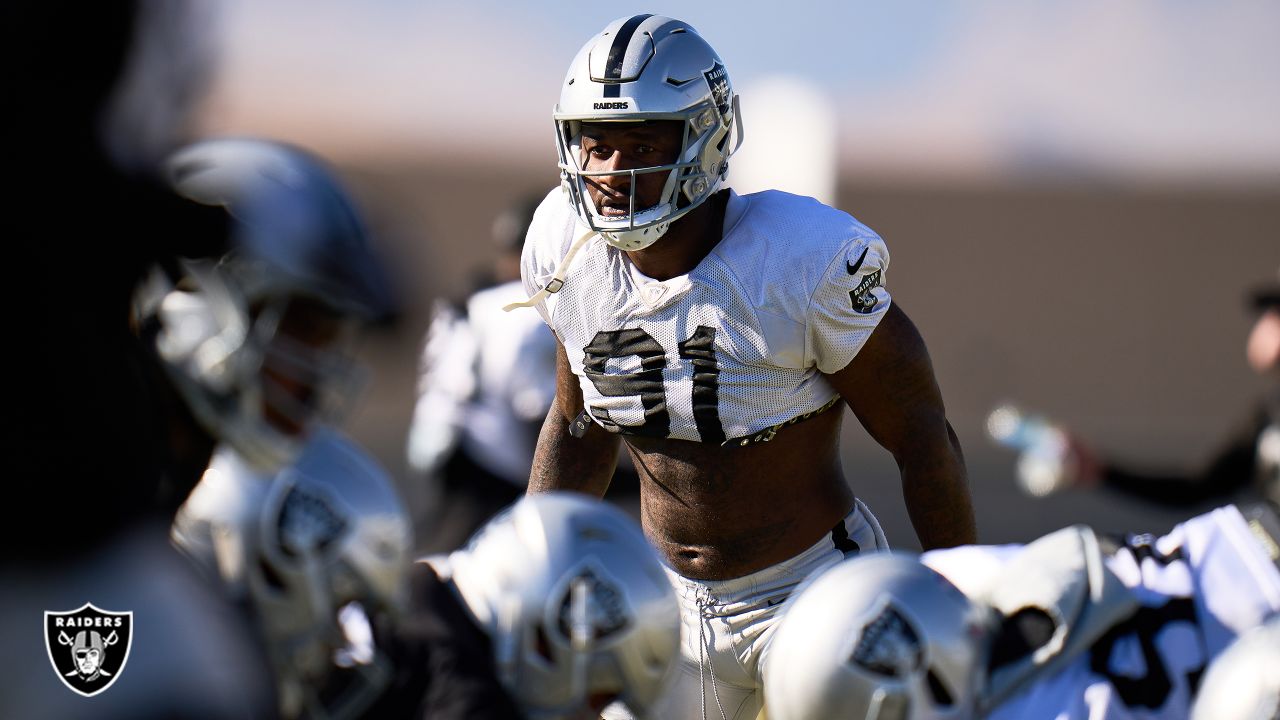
[624,407,855,580]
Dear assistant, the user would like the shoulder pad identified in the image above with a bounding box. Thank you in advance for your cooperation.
[976,525,1140,712]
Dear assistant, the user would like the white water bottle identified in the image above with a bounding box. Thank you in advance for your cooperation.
[986,404,1071,497]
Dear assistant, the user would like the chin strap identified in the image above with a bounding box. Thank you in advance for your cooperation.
[502,228,596,312]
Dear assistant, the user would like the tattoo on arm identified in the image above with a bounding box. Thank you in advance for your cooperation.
[527,342,619,497]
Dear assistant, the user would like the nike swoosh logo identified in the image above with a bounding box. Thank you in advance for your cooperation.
[847,246,869,276]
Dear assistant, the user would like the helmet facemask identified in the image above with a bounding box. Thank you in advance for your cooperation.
[153,261,367,474]
[555,105,736,252]
[253,293,366,439]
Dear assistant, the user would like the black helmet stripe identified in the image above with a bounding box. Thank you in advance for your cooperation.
[602,13,653,98]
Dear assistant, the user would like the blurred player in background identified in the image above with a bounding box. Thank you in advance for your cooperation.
[407,195,560,552]
[510,14,974,719]
[159,136,401,718]
[408,195,644,553]
[764,501,1280,720]
[991,271,1280,510]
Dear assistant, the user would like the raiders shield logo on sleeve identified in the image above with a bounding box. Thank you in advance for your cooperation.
[44,603,133,697]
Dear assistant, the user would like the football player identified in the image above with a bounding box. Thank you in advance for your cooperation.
[144,136,393,480]
[174,424,417,719]
[157,137,408,718]
[406,195,561,552]
[508,14,975,718]
[763,502,1280,720]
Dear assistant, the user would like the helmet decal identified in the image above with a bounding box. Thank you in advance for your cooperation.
[850,602,925,678]
[555,565,631,643]
[703,61,731,120]
[277,482,348,557]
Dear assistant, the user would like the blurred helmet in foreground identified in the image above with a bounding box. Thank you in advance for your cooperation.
[173,428,413,719]
[764,553,995,720]
[437,492,679,719]
[1191,614,1280,720]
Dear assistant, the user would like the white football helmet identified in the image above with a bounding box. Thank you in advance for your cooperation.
[1191,614,1280,720]
[764,553,997,720]
[554,14,743,251]
[144,137,393,472]
[173,428,413,720]
[433,492,679,719]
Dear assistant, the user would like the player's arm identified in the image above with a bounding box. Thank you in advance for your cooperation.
[527,341,619,496]
[824,303,977,549]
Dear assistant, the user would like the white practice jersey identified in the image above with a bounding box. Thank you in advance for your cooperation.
[407,281,558,484]
[520,187,891,445]
[173,426,391,590]
[922,505,1280,720]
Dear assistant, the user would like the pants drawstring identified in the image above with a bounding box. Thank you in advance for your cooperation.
[696,587,729,720]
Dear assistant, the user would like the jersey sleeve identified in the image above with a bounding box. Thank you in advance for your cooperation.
[805,233,892,374]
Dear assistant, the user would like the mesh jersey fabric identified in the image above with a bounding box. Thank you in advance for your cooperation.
[520,186,891,444]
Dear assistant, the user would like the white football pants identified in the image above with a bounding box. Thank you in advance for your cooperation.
[605,498,888,720]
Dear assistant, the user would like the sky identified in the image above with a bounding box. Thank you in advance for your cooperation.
[199,0,1280,188]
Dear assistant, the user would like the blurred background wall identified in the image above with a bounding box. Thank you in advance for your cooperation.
[193,0,1279,550]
